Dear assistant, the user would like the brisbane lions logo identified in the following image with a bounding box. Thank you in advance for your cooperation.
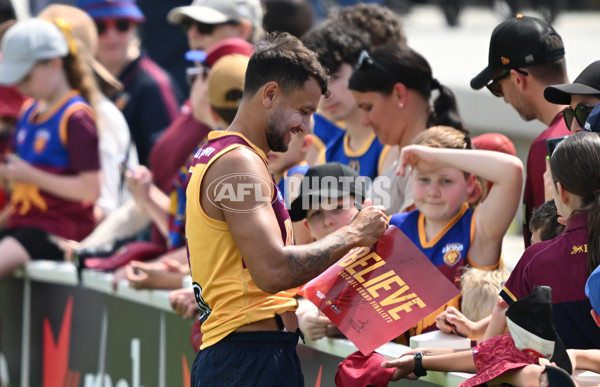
[442,243,464,266]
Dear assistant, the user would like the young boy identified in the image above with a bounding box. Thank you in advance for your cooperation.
[390,126,523,339]
[288,162,367,339]
[268,132,313,245]
[529,200,564,244]
[302,21,397,179]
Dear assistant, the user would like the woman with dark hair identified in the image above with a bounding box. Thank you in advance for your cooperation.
[348,43,465,214]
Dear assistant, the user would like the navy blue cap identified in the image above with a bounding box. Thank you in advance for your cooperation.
[584,103,600,133]
[77,0,145,22]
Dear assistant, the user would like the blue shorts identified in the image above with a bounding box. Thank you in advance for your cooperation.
[190,330,303,387]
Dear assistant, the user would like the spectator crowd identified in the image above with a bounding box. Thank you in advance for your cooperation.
[0,0,599,386]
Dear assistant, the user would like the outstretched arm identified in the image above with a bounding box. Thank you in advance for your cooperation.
[125,166,170,237]
[381,349,476,381]
[202,148,388,294]
[568,349,600,373]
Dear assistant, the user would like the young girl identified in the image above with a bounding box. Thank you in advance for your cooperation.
[0,18,101,279]
[389,126,523,337]
[348,43,465,214]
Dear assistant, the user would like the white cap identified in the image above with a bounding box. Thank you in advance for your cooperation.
[0,18,68,85]
[167,0,262,30]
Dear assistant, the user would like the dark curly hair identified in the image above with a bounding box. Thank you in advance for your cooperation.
[333,3,406,48]
[301,20,369,75]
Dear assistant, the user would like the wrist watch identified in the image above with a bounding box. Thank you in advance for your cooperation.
[413,352,427,377]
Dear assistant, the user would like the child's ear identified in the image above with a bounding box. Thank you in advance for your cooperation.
[592,309,600,328]
[301,134,313,153]
[467,177,483,206]
[465,174,478,195]
[303,219,317,240]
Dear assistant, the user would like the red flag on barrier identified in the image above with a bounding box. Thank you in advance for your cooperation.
[299,226,460,355]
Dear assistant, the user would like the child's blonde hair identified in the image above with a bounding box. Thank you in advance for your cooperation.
[411,125,471,150]
[411,125,473,181]
[460,266,509,321]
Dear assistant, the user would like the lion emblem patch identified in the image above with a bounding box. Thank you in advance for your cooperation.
[442,243,464,266]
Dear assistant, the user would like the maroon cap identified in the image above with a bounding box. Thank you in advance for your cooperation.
[472,133,517,156]
[335,351,394,387]
[204,38,254,67]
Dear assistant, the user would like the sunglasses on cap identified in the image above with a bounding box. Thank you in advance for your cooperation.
[486,68,529,97]
[356,50,402,83]
[95,19,134,36]
[563,103,595,131]
[186,66,210,87]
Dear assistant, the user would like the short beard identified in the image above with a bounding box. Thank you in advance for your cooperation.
[266,109,288,152]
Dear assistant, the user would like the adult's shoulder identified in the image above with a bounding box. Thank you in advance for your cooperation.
[517,235,565,270]
[531,113,570,146]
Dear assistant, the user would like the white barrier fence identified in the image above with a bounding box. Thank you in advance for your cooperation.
[0,261,598,387]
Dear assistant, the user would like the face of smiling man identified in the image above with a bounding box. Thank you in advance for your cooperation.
[266,77,321,152]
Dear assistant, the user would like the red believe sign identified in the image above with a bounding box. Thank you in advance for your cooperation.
[299,226,460,355]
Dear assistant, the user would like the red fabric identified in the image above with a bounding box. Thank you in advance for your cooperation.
[522,113,570,247]
[84,241,166,271]
[335,351,394,387]
[0,85,25,119]
[66,109,100,171]
[460,334,540,387]
[190,318,203,353]
[204,38,254,67]
[148,103,210,247]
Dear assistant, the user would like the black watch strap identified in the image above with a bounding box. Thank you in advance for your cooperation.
[413,352,427,377]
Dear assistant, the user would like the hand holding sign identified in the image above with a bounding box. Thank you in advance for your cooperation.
[300,226,460,355]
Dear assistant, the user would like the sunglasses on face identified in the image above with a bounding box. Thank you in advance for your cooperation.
[563,103,595,131]
[186,66,210,86]
[356,50,401,83]
[180,19,219,35]
[486,68,529,97]
[95,19,134,36]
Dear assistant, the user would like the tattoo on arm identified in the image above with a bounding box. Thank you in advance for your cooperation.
[285,232,349,287]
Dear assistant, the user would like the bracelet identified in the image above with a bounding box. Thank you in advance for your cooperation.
[413,352,427,377]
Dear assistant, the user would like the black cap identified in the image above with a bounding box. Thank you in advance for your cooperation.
[289,162,365,222]
[471,15,565,90]
[505,286,572,374]
[544,61,600,105]
[544,365,577,387]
